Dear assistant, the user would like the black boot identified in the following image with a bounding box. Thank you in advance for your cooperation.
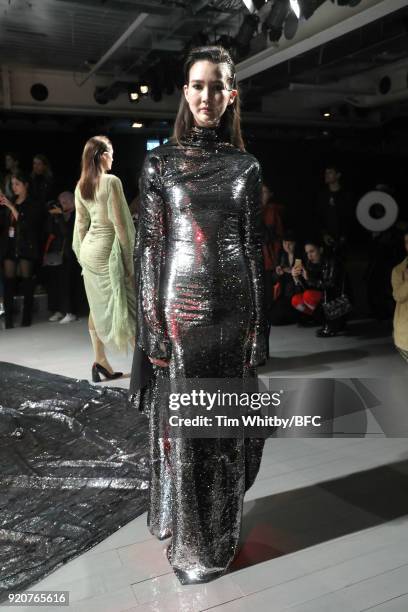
[3,278,16,329]
[21,278,35,327]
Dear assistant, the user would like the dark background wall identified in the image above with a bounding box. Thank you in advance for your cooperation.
[2,122,407,241]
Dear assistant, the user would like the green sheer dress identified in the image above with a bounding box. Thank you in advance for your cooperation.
[73,174,136,351]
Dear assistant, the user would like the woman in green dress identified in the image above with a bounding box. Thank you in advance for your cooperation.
[73,136,136,381]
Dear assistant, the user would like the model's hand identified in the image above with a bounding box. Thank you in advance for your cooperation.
[149,357,169,367]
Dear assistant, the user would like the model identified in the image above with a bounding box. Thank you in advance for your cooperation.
[73,136,136,381]
[130,46,266,584]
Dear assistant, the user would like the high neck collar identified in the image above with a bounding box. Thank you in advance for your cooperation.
[182,125,227,147]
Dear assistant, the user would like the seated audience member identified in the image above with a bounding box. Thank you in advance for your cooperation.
[43,192,79,324]
[391,230,408,363]
[269,231,301,327]
[291,239,345,337]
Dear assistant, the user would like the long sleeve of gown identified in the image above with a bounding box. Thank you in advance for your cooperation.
[135,153,171,360]
[243,160,266,367]
[72,188,90,265]
[107,176,135,278]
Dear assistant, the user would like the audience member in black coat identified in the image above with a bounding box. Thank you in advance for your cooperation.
[0,172,42,328]
[292,240,345,337]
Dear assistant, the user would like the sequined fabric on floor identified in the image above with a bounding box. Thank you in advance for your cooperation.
[130,126,266,584]
[0,361,149,603]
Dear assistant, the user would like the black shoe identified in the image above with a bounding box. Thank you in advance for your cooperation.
[316,326,337,338]
[92,362,123,382]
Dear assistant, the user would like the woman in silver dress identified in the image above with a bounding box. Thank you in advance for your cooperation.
[130,46,266,584]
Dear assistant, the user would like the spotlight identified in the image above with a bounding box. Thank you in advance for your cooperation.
[132,122,143,128]
[129,89,140,103]
[140,84,149,95]
[265,0,289,42]
[321,108,331,118]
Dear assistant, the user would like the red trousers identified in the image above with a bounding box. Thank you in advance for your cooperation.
[291,290,323,315]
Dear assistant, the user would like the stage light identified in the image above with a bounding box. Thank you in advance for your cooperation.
[321,108,331,118]
[129,91,140,102]
[132,122,143,128]
[140,84,149,95]
[265,0,289,42]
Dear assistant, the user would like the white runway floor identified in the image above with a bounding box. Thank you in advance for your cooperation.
[1,316,408,612]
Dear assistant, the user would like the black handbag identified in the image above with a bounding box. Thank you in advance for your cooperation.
[322,282,352,321]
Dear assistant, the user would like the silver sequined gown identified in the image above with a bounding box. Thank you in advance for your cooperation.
[132,126,266,584]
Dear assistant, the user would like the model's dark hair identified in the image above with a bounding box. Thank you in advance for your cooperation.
[172,46,245,151]
[32,153,53,179]
[78,135,111,200]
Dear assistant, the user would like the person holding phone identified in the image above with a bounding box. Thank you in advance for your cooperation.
[391,230,408,362]
[291,239,344,337]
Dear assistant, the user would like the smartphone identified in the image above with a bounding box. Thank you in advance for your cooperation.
[294,258,302,269]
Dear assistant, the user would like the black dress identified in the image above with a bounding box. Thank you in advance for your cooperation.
[130,126,266,584]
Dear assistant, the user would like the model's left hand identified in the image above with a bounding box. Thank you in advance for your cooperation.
[149,357,169,367]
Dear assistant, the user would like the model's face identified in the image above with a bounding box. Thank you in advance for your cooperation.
[33,157,46,175]
[183,60,237,128]
[11,178,28,198]
[101,145,114,172]
[283,240,295,254]
[325,168,340,185]
[305,244,321,264]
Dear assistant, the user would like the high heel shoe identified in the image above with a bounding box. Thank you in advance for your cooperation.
[91,362,123,383]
